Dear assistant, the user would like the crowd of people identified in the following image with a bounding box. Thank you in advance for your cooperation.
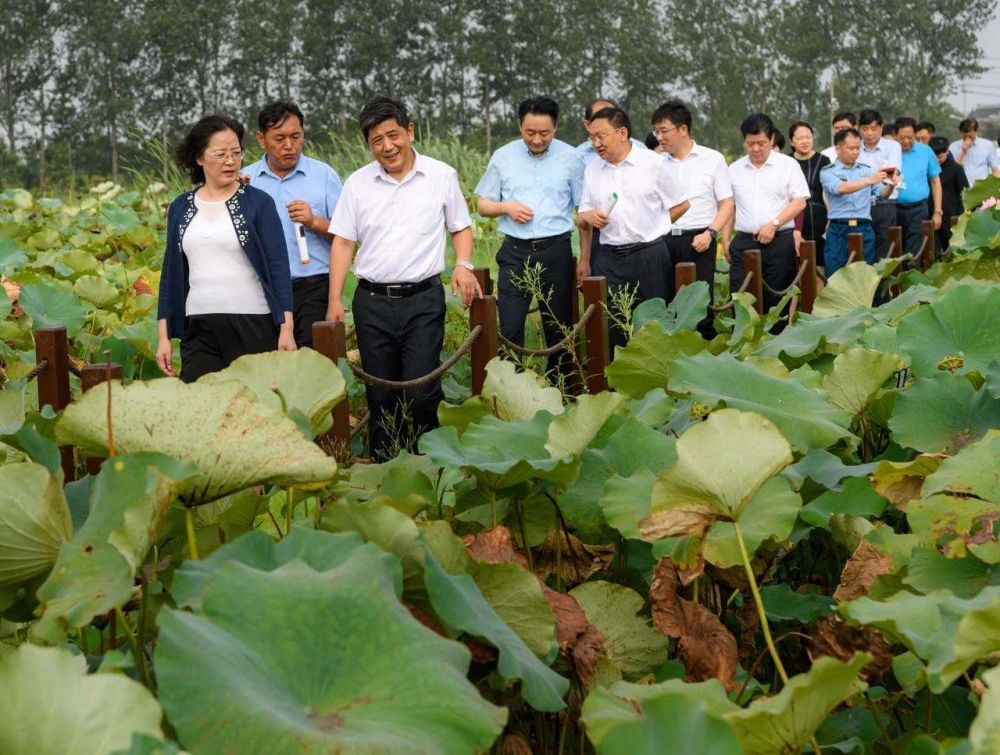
[155,97,1000,458]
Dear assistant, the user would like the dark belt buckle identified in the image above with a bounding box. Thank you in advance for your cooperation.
[848,219,858,227]
[384,284,405,299]
[531,238,546,251]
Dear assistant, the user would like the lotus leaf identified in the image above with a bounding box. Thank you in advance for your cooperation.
[156,556,506,753]
[631,282,710,334]
[598,469,657,540]
[889,374,1000,454]
[761,583,836,623]
[18,282,88,336]
[904,547,1000,598]
[73,274,120,307]
[813,263,881,316]
[0,644,164,755]
[970,664,1000,754]
[0,462,72,586]
[799,476,888,530]
[921,432,1000,504]
[545,392,625,458]
[872,455,946,509]
[56,378,339,505]
[783,449,877,492]
[702,476,801,567]
[439,358,563,431]
[606,321,722,399]
[755,309,874,361]
[962,174,1000,211]
[822,347,906,418]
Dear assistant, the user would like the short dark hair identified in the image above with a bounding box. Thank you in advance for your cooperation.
[585,98,619,121]
[651,100,692,132]
[883,123,897,136]
[772,130,786,151]
[915,121,935,134]
[895,116,917,131]
[359,97,411,141]
[643,131,659,150]
[741,113,775,139]
[832,111,857,126]
[928,135,950,155]
[834,127,861,145]
[858,109,882,127]
[590,106,631,138]
[174,114,244,185]
[257,101,304,133]
[518,97,559,124]
[958,117,979,133]
[788,121,814,141]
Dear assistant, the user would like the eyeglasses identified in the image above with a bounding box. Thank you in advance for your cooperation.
[589,128,622,144]
[652,126,677,137]
[204,149,244,163]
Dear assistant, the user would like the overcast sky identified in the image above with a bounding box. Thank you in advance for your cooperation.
[948,14,1000,113]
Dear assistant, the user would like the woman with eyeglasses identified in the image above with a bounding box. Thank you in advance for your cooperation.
[156,114,295,382]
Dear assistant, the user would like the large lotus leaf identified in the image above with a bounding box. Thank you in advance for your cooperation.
[889,374,1000,454]
[668,352,854,452]
[631,282,710,335]
[0,237,29,273]
[903,547,1000,599]
[419,412,579,492]
[439,358,563,432]
[822,348,906,418]
[783,449,877,492]
[0,644,164,755]
[761,583,836,623]
[33,453,197,642]
[200,349,346,437]
[799,476,888,530]
[72,275,121,307]
[922,432,1000,504]
[545,392,625,458]
[871,284,942,324]
[56,378,339,505]
[963,174,1000,211]
[702,476,801,567]
[581,685,741,755]
[18,283,88,336]
[897,284,1000,378]
[840,586,1000,692]
[725,654,869,754]
[906,494,1000,557]
[871,455,946,509]
[605,321,724,399]
[970,663,1000,754]
[813,264,880,317]
[755,308,874,361]
[423,548,569,711]
[156,557,506,753]
[641,409,793,540]
[570,581,667,680]
[0,462,72,586]
[987,360,1000,400]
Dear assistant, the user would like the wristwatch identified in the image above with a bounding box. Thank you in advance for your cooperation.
[770,217,781,228]
[707,228,720,241]
[455,260,475,271]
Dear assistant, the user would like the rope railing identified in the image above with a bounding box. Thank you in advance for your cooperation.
[498,303,596,357]
[907,237,929,266]
[761,259,809,297]
[349,324,483,391]
[23,359,49,383]
[67,363,81,378]
[707,272,754,312]
[350,411,370,441]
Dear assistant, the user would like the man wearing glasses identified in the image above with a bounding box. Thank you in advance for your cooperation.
[577,106,688,354]
[654,100,733,338]
[245,101,342,348]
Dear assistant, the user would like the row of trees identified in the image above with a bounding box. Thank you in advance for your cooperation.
[1,0,994,189]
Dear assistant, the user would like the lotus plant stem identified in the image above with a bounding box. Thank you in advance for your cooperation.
[865,692,893,750]
[115,607,149,688]
[733,521,789,684]
[515,500,533,571]
[489,489,497,529]
[924,688,933,733]
[557,711,569,754]
[78,628,88,656]
[105,353,115,457]
[268,509,284,538]
[692,577,699,604]
[185,507,199,560]
[285,486,293,536]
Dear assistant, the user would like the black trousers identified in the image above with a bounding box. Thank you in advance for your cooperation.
[665,230,716,339]
[730,231,796,314]
[179,313,278,383]
[896,202,929,264]
[496,234,575,380]
[352,281,445,462]
[871,201,896,261]
[604,238,672,355]
[291,274,329,348]
[590,228,607,277]
[802,201,827,266]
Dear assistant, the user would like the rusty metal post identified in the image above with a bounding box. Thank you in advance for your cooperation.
[799,240,817,315]
[847,232,864,264]
[920,219,936,271]
[470,295,498,395]
[582,277,609,394]
[743,249,764,315]
[674,262,696,292]
[312,320,350,452]
[35,327,74,481]
[80,363,123,476]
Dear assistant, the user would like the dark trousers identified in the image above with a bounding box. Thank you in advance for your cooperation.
[291,274,329,348]
[496,234,575,380]
[871,201,896,261]
[604,238,672,355]
[352,281,445,462]
[729,231,796,314]
[179,313,277,383]
[825,222,874,276]
[897,202,929,263]
[665,230,716,338]
[936,219,954,256]
[590,228,607,277]
[802,201,827,266]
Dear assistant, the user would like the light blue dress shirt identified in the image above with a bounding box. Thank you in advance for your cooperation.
[475,138,582,239]
[246,154,342,277]
[820,160,881,219]
[949,136,995,185]
[897,143,941,204]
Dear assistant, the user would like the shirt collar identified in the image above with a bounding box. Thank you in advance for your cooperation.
[374,149,426,184]
[255,155,309,180]
[665,140,701,163]
[744,152,777,169]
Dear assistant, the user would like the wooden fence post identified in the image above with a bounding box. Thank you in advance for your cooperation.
[674,262,696,292]
[888,226,903,259]
[35,327,74,482]
[582,277,609,394]
[847,232,864,264]
[470,295,498,396]
[80,363,123,476]
[743,249,764,315]
[312,320,351,452]
[799,240,817,315]
[950,215,960,228]
[472,267,493,296]
[920,219,936,271]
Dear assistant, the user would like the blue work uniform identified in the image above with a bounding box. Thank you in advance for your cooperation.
[820,159,881,275]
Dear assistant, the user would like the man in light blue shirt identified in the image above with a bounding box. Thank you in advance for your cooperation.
[246,101,342,348]
[949,117,995,185]
[475,96,581,381]
[895,117,943,262]
[858,109,902,261]
[820,128,893,276]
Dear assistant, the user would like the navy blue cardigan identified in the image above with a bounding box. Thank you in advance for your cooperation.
[157,184,293,339]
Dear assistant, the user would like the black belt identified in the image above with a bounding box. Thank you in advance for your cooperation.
[606,238,664,254]
[897,201,926,210]
[505,232,571,252]
[735,229,793,239]
[669,227,709,237]
[874,198,897,205]
[829,218,872,226]
[356,275,440,299]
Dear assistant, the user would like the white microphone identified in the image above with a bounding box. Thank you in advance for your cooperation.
[293,222,309,264]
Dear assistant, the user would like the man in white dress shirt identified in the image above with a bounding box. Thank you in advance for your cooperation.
[725,113,810,316]
[950,117,996,186]
[327,97,481,460]
[858,108,903,261]
[654,100,734,338]
[578,106,688,354]
[820,112,857,162]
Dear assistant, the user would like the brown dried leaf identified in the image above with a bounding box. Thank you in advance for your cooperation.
[405,601,497,664]
[737,599,760,665]
[499,732,533,755]
[650,558,739,691]
[2,275,22,317]
[462,525,528,567]
[809,614,892,683]
[132,274,153,297]
[533,530,614,587]
[638,507,715,541]
[872,455,946,511]
[541,585,606,688]
[834,540,892,602]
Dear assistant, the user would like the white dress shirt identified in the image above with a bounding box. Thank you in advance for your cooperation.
[859,137,902,201]
[579,145,676,245]
[820,145,837,162]
[329,151,472,283]
[949,136,996,184]
[660,141,732,230]
[729,152,811,233]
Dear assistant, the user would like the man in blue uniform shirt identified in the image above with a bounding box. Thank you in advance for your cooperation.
[246,101,342,348]
[820,128,893,276]
[476,97,581,381]
[894,117,942,262]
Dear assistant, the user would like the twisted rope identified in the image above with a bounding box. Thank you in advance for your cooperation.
[350,325,482,390]
[68,363,81,378]
[707,272,754,312]
[498,303,596,357]
[23,359,49,382]
[761,260,809,297]
[907,237,929,266]
[350,411,369,441]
